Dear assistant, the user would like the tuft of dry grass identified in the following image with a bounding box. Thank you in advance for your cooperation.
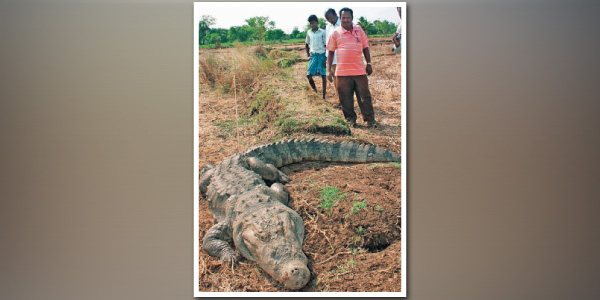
[199,46,300,95]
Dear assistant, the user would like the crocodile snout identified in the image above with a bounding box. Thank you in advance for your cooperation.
[282,262,310,289]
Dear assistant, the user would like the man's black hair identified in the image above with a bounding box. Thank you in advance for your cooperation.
[339,7,353,18]
[325,8,336,17]
[307,14,318,23]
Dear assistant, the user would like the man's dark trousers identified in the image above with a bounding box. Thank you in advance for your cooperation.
[336,75,374,122]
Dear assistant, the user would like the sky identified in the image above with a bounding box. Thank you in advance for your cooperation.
[195,2,404,34]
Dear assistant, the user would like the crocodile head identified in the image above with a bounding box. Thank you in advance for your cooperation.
[233,206,310,289]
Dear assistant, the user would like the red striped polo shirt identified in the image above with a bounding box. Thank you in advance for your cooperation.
[326,24,369,76]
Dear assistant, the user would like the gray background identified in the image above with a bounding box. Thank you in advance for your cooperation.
[1,0,599,299]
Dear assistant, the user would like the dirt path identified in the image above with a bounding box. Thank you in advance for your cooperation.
[198,38,403,292]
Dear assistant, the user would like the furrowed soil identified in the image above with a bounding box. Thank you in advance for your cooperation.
[198,37,402,292]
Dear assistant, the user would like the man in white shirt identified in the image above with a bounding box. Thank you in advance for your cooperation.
[324,8,341,90]
[305,14,327,99]
[392,7,402,54]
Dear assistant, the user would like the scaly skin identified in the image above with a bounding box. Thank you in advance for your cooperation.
[200,138,400,289]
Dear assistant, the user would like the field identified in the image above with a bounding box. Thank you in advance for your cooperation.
[197,36,403,292]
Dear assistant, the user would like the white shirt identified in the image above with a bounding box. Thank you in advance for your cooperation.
[305,28,326,54]
[325,18,341,64]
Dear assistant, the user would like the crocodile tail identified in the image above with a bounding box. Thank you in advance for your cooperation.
[243,138,400,168]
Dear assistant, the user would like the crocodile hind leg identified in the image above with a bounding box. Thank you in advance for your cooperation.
[203,221,239,264]
[246,157,290,183]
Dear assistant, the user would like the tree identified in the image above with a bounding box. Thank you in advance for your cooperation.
[238,26,254,42]
[207,33,221,48]
[373,19,397,34]
[318,18,327,29]
[357,16,375,35]
[208,28,228,43]
[290,27,301,39]
[227,26,240,42]
[303,18,327,33]
[199,15,216,45]
[245,16,274,43]
[266,29,285,41]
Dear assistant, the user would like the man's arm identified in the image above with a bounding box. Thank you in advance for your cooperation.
[305,33,311,58]
[305,43,310,58]
[322,32,327,67]
[327,50,335,81]
[363,47,372,75]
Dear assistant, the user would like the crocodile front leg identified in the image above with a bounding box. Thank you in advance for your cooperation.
[246,157,290,183]
[199,164,215,195]
[202,221,239,264]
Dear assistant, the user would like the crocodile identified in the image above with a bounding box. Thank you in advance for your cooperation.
[199,138,400,289]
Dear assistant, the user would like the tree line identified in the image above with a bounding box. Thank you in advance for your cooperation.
[199,15,398,46]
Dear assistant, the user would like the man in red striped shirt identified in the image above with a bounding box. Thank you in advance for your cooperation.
[326,7,377,127]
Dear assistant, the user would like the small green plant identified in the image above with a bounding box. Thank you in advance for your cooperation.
[367,163,383,170]
[350,198,368,215]
[336,264,348,274]
[354,226,368,242]
[319,186,346,210]
[347,259,358,268]
[356,226,367,236]
[375,205,384,212]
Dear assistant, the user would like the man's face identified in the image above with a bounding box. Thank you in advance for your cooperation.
[325,12,337,25]
[310,20,319,31]
[340,11,353,27]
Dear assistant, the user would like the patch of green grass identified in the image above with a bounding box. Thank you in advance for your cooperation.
[214,118,252,136]
[277,118,300,134]
[307,115,351,136]
[319,186,346,210]
[276,52,301,68]
[350,199,368,215]
[329,116,351,134]
[247,87,276,116]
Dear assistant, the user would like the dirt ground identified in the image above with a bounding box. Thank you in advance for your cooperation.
[198,36,403,292]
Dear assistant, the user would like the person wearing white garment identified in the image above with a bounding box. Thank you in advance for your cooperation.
[305,14,327,99]
[392,7,402,54]
[325,8,341,86]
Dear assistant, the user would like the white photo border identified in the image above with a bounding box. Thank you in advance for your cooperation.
[194,2,407,297]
